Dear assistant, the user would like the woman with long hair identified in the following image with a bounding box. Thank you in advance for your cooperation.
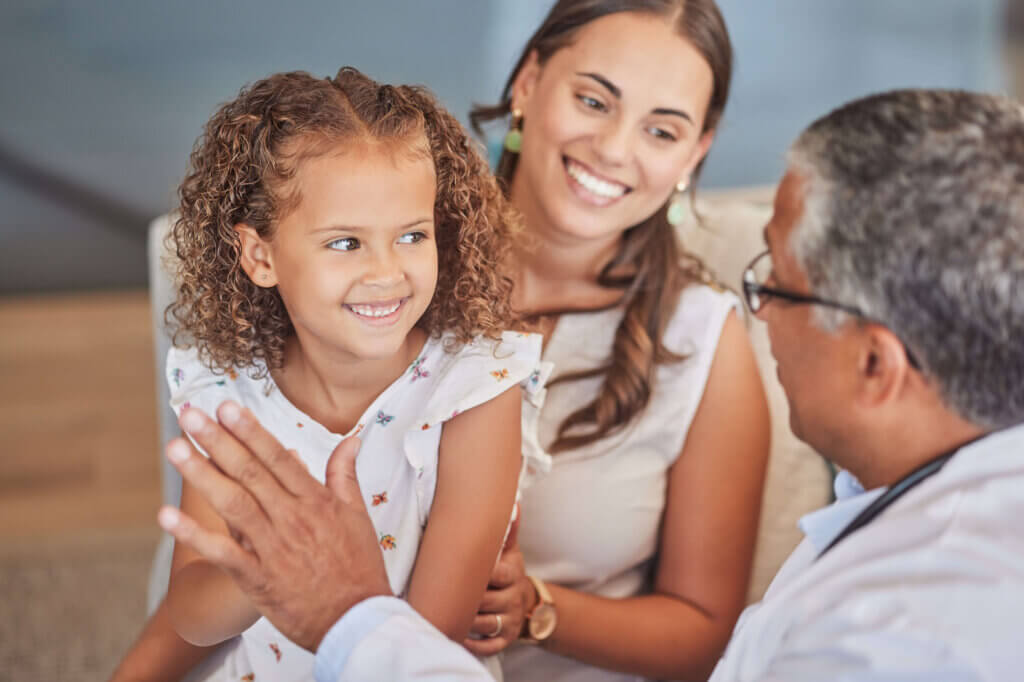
[460,2,769,680]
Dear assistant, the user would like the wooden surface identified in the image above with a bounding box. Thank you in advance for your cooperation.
[0,290,162,541]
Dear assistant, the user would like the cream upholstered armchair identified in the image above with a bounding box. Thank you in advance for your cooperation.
[675,187,832,601]
[145,188,830,608]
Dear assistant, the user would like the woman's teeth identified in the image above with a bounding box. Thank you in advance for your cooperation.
[566,160,628,199]
[349,301,401,318]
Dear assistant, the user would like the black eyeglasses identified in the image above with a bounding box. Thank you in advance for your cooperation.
[742,250,921,370]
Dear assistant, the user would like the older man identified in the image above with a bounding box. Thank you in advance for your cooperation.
[159,89,1024,681]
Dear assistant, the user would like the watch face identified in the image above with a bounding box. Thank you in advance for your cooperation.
[529,603,557,640]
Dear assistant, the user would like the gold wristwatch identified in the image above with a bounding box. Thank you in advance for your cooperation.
[521,575,557,644]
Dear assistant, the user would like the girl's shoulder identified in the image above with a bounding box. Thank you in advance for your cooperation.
[408,331,552,430]
[165,345,267,418]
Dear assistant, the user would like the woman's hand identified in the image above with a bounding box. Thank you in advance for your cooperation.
[463,519,538,656]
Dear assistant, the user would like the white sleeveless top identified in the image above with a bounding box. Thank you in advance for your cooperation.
[504,285,740,682]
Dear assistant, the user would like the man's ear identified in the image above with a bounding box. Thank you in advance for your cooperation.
[510,49,542,112]
[235,224,277,288]
[856,325,911,408]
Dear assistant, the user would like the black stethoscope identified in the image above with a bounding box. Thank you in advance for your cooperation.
[817,435,983,559]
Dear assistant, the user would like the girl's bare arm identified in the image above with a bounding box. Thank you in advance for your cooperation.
[404,387,524,641]
[165,465,262,646]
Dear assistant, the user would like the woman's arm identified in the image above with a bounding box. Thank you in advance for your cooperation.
[472,312,770,680]
[535,313,768,679]
[165,429,262,645]
[404,386,524,642]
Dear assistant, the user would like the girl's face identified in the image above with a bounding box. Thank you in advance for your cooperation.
[242,140,439,364]
[509,11,715,245]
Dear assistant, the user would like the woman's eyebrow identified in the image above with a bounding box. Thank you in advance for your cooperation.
[576,71,621,98]
[576,71,693,124]
[652,107,693,123]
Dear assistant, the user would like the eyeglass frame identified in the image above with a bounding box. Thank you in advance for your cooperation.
[741,250,921,370]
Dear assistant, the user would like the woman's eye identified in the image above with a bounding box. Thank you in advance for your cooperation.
[398,231,426,245]
[576,95,607,112]
[327,237,360,251]
[647,127,677,142]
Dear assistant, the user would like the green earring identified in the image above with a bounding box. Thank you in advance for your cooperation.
[666,179,690,227]
[503,108,523,153]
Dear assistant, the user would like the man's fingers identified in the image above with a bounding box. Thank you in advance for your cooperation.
[157,505,258,578]
[165,436,272,544]
[214,401,319,496]
[324,436,363,506]
[177,406,297,515]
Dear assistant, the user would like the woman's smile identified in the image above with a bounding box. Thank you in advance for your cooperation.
[508,10,714,243]
[563,156,632,206]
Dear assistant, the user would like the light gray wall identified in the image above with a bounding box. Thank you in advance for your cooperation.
[0,0,1006,293]
[708,0,1005,188]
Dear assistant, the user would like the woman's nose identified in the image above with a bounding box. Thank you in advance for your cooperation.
[592,118,632,167]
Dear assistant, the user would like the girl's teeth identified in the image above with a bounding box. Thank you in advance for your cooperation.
[566,162,627,198]
[350,302,400,317]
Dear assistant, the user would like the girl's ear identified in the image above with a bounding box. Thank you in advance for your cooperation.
[510,49,542,111]
[235,224,278,288]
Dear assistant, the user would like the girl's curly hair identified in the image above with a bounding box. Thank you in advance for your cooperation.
[168,68,521,375]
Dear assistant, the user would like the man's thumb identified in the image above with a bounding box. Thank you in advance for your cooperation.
[325,436,362,503]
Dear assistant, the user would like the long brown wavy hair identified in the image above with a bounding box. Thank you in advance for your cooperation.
[169,68,521,376]
[470,0,733,453]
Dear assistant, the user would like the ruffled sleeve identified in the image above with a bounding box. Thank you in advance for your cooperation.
[415,331,551,429]
[397,332,554,517]
[165,346,249,453]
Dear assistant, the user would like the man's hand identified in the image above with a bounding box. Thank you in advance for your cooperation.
[157,400,392,651]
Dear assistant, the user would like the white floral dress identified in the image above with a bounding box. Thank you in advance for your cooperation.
[167,331,551,682]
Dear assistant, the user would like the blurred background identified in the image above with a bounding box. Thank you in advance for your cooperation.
[0,0,1020,679]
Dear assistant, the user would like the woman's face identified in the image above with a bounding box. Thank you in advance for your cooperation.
[510,11,715,245]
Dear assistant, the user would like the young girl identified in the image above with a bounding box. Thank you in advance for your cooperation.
[161,68,548,681]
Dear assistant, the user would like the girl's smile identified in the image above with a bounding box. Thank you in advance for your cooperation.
[344,297,408,325]
[242,141,439,368]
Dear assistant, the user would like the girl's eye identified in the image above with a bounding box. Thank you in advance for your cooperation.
[576,95,607,112]
[327,237,360,251]
[398,231,427,245]
[647,126,677,142]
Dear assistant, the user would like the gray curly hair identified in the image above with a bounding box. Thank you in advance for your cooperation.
[787,89,1024,429]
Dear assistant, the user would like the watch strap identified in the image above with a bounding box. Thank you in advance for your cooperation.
[527,575,554,607]
[521,575,556,643]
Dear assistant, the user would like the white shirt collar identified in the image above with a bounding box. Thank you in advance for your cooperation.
[797,469,885,554]
[796,422,1024,554]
